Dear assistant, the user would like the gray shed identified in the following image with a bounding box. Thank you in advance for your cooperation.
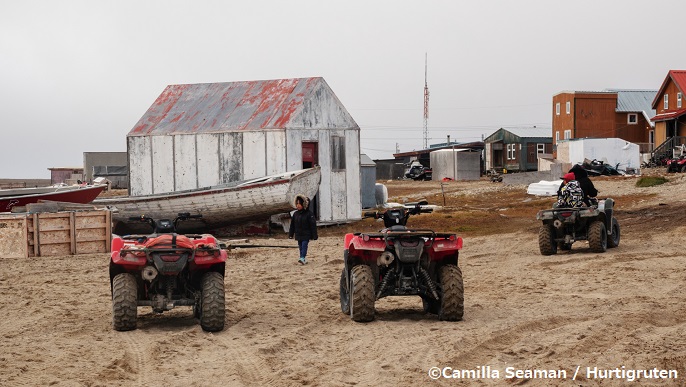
[83,152,129,188]
[360,154,376,208]
[126,77,362,223]
[430,149,481,180]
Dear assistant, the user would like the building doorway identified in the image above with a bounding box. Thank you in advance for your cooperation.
[302,142,318,168]
[667,120,677,139]
[302,142,319,218]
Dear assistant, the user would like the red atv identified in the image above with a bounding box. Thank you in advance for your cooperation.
[109,213,227,332]
[339,202,464,322]
[666,155,686,173]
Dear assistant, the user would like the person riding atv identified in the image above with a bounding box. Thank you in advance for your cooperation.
[538,180,620,255]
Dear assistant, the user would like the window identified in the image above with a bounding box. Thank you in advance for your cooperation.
[564,130,571,139]
[566,101,571,114]
[678,93,682,109]
[506,144,516,160]
[537,143,546,154]
[664,94,669,110]
[331,136,346,170]
[627,113,638,124]
[555,131,560,142]
[555,103,560,115]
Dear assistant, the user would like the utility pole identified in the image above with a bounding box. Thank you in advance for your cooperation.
[423,53,429,150]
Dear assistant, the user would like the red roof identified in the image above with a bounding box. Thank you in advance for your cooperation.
[651,70,686,108]
[651,107,686,122]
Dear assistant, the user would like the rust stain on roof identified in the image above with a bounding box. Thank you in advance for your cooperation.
[128,77,357,136]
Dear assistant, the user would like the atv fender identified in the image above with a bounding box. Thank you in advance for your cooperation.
[599,198,615,234]
[343,250,350,292]
[349,236,386,252]
[431,236,463,252]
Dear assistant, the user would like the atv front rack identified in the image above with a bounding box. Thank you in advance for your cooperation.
[536,207,600,220]
[356,229,460,249]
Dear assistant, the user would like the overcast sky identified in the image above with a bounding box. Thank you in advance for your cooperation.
[2,0,685,178]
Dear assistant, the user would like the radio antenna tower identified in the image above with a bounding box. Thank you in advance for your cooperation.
[423,53,429,149]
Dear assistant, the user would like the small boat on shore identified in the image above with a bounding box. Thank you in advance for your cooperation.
[94,167,321,234]
[0,184,108,212]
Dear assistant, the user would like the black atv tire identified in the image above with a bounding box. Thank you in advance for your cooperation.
[438,265,464,321]
[607,217,620,248]
[200,272,225,332]
[339,269,350,314]
[538,224,558,255]
[588,220,608,253]
[112,273,138,331]
[681,165,686,173]
[350,265,375,322]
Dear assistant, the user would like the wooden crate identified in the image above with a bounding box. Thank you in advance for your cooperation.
[0,210,111,257]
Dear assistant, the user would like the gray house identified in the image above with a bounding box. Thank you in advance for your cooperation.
[484,127,552,172]
[126,77,361,223]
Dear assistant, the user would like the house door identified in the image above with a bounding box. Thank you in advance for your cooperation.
[302,142,318,168]
[491,142,504,169]
[667,120,677,139]
[302,142,319,217]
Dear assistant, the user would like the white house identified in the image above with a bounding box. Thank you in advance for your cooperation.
[126,77,361,222]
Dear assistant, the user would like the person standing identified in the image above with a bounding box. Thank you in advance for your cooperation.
[288,195,318,265]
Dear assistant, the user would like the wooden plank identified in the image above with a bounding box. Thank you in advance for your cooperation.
[106,210,111,252]
[196,133,221,188]
[33,213,39,256]
[243,131,266,179]
[286,129,302,172]
[266,131,287,175]
[0,214,28,258]
[34,225,71,232]
[75,235,108,242]
[317,130,332,221]
[39,243,71,256]
[345,129,362,219]
[219,132,243,183]
[330,171,347,220]
[174,134,198,191]
[70,212,76,255]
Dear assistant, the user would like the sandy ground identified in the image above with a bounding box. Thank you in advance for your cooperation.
[1,172,686,386]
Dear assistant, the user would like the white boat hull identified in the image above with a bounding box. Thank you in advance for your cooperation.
[94,168,321,233]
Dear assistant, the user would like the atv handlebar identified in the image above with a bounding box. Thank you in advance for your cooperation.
[127,213,203,233]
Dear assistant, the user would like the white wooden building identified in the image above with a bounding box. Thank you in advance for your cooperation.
[126,77,361,222]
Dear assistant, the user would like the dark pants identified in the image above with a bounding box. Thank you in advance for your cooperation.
[298,239,310,258]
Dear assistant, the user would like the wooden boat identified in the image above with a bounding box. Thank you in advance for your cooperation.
[0,184,107,212]
[94,167,321,234]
